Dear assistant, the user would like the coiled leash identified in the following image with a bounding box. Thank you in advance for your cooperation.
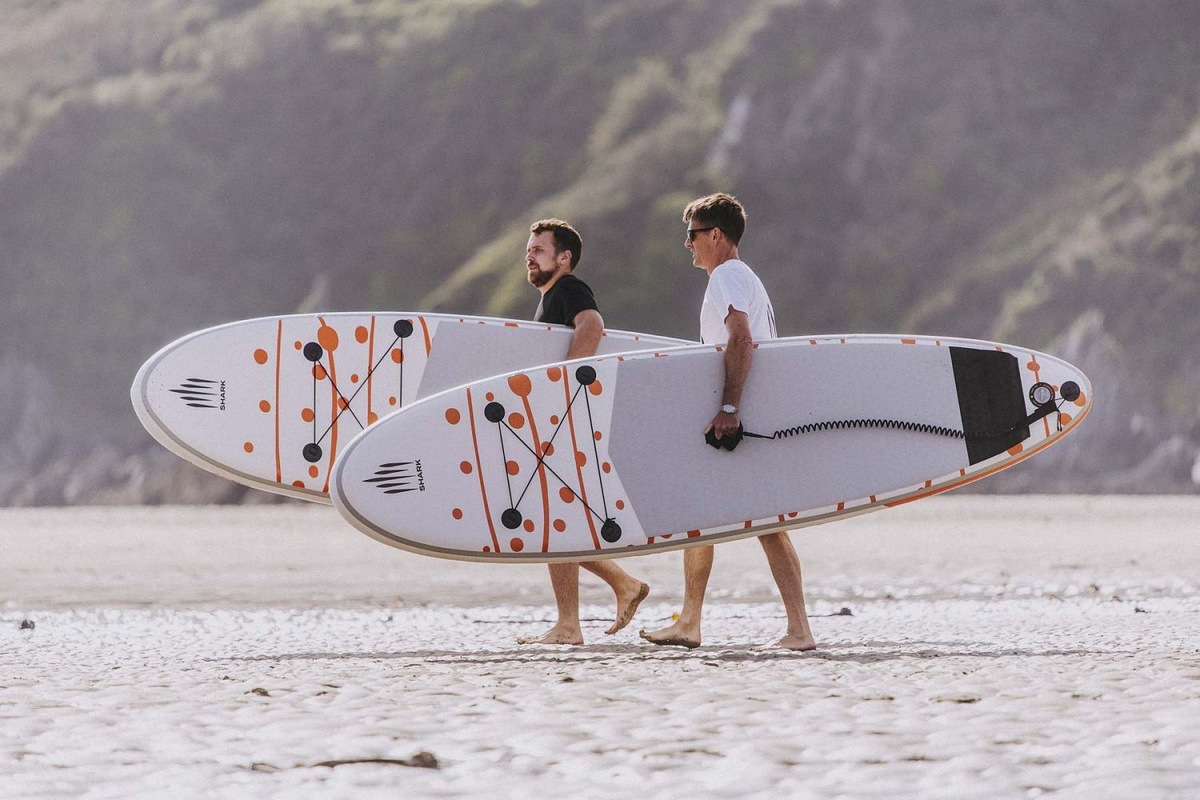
[704,381,1079,452]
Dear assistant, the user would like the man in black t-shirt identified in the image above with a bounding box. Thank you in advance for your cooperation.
[515,219,650,646]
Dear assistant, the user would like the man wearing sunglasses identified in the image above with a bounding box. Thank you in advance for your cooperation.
[517,218,651,645]
[639,194,816,651]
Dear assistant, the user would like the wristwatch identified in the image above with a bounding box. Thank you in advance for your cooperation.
[720,404,738,415]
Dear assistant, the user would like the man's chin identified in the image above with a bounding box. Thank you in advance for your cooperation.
[528,270,553,288]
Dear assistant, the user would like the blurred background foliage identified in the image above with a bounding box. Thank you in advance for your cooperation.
[3,0,1200,498]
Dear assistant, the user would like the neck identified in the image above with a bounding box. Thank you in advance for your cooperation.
[704,245,739,276]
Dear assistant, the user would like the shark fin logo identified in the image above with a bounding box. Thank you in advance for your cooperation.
[170,378,225,410]
[365,460,426,494]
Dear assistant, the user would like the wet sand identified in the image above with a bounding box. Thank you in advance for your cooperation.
[3,497,1200,798]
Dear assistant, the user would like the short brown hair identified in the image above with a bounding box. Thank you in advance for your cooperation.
[529,219,583,269]
[682,193,747,245]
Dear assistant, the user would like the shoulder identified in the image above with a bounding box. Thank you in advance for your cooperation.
[714,259,756,280]
[548,272,599,318]
[547,273,591,297]
[557,273,593,293]
[708,260,758,293]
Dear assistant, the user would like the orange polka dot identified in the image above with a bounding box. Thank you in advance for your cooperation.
[523,519,535,533]
[508,412,525,429]
[294,341,303,350]
[559,487,575,503]
[308,466,319,478]
[593,431,602,441]
[588,380,603,396]
[293,480,305,488]
[575,451,587,467]
[259,400,271,413]
[510,538,525,552]
[1026,360,1038,371]
[602,462,611,473]
[243,442,254,453]
[507,373,532,397]
[313,365,327,380]
[460,461,473,474]
[317,325,339,352]
[550,415,560,425]
[350,374,359,384]
[389,396,397,406]
[553,519,566,532]
[1059,412,1073,426]
[541,442,555,456]
[547,367,562,382]
[615,500,625,510]
[253,349,268,365]
[452,508,463,520]
[368,412,378,424]
[486,392,495,402]
[301,408,315,422]
[506,460,520,476]
[391,348,404,364]
[483,546,491,553]
[445,408,461,425]
[1007,443,1024,456]
[355,326,369,344]
[1074,392,1087,407]
[338,398,348,410]
[687,530,701,538]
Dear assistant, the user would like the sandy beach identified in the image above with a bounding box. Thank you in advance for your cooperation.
[4,496,1200,799]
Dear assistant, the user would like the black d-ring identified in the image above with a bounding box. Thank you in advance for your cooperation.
[303,342,323,362]
[484,402,506,423]
[575,365,597,386]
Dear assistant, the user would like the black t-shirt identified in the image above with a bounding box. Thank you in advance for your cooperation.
[533,273,599,327]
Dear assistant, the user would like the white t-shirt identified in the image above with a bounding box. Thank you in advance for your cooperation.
[700,259,777,345]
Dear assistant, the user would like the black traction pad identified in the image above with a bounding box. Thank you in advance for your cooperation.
[950,347,1029,465]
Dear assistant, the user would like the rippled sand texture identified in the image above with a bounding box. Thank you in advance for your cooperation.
[4,498,1200,799]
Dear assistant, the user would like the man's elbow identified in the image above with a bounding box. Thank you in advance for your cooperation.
[574,310,604,336]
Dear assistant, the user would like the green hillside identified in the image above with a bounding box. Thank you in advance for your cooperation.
[2,0,1200,499]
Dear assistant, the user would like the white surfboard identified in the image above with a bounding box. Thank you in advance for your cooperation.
[131,313,690,502]
[330,334,1092,561]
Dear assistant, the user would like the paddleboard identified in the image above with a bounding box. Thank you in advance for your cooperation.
[131,313,689,502]
[330,334,1092,561]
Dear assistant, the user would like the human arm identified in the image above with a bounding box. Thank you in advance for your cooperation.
[706,306,752,441]
[567,308,604,359]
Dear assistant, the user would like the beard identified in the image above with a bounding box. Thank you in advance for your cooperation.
[527,266,554,288]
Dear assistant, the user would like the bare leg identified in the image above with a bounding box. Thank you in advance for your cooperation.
[758,532,816,651]
[581,561,650,634]
[640,545,713,648]
[518,563,584,645]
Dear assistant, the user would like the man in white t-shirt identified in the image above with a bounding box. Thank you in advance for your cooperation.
[638,193,816,651]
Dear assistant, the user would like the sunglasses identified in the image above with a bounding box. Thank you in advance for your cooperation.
[686,226,717,242]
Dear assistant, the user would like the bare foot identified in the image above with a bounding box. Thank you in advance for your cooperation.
[605,582,650,635]
[638,621,700,649]
[517,625,584,646]
[758,633,817,652]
